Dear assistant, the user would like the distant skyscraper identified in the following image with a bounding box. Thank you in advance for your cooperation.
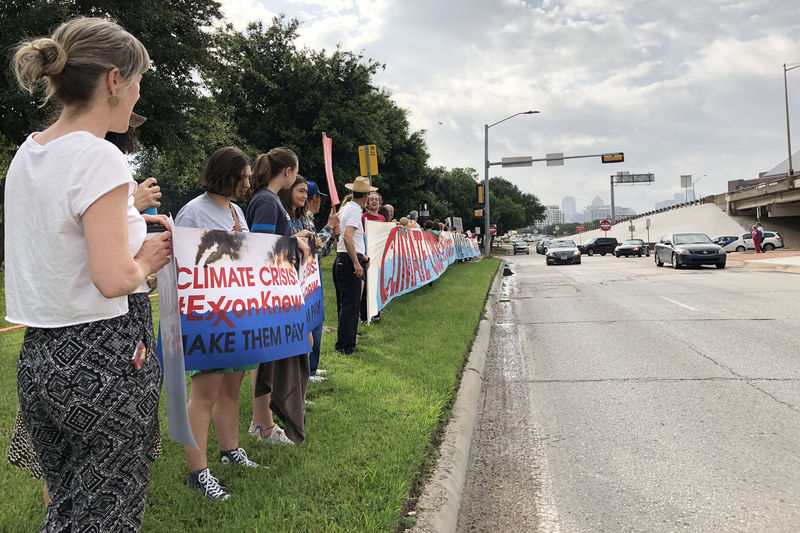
[562,196,576,217]
[591,195,604,208]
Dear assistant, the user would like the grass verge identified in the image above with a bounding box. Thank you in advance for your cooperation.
[0,258,499,532]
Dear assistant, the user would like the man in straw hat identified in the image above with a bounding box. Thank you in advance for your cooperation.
[333,176,377,354]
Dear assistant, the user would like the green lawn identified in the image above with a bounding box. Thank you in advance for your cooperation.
[0,257,499,532]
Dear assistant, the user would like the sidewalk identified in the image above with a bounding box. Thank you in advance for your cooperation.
[725,249,800,273]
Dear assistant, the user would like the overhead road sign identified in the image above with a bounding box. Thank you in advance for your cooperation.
[501,156,533,168]
[613,172,655,184]
[546,153,564,166]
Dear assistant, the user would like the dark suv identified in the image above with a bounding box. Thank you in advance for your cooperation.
[578,237,619,256]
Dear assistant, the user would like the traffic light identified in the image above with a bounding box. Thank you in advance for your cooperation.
[601,152,624,163]
[476,183,485,204]
[474,209,484,217]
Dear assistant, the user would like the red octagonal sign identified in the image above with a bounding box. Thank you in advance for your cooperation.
[600,219,612,231]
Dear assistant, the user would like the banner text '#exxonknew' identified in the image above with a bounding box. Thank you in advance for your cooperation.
[177,265,298,290]
[179,291,303,327]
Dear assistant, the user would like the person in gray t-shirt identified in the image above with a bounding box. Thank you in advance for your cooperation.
[174,147,259,502]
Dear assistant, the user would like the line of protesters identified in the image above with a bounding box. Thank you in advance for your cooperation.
[3,16,474,531]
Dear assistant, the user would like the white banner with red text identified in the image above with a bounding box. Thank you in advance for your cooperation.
[365,222,480,318]
[159,227,323,371]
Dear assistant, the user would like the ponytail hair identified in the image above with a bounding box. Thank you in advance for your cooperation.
[12,17,149,108]
[252,147,298,191]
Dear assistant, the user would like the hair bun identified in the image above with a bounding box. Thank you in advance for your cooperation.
[32,38,68,77]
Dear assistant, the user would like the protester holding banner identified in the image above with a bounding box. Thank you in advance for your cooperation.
[334,177,376,354]
[175,146,260,502]
[280,177,339,382]
[5,17,171,531]
[247,148,310,445]
[360,192,385,325]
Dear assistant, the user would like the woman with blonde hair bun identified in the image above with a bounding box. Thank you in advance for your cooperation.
[5,17,171,531]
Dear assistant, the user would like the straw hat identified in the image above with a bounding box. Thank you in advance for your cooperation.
[344,176,378,193]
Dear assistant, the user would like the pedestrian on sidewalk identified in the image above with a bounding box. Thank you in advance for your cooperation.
[756,222,765,252]
[752,225,763,253]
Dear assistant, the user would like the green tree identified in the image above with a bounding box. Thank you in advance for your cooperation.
[0,0,223,149]
[487,177,545,234]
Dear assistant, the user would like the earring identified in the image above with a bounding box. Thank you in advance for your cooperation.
[108,95,119,107]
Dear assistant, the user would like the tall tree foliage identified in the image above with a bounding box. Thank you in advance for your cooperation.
[205,17,429,216]
[0,0,223,159]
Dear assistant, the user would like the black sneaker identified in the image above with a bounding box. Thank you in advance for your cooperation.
[188,467,230,502]
[219,447,260,468]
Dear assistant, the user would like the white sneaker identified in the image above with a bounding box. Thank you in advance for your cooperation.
[255,425,295,445]
[309,375,327,383]
[315,369,327,376]
[248,420,258,436]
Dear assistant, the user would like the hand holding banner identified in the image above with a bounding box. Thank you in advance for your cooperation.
[322,132,340,205]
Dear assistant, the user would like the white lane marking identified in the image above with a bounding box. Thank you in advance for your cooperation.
[659,296,697,311]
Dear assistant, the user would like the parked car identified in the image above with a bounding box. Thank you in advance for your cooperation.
[713,231,784,252]
[578,237,619,256]
[545,239,581,265]
[654,232,726,269]
[536,237,552,254]
[614,239,650,257]
[711,235,739,249]
[513,241,530,254]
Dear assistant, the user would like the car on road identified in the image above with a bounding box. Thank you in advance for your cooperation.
[536,237,552,254]
[713,231,785,252]
[654,232,726,269]
[578,237,619,256]
[614,239,650,257]
[513,241,530,254]
[545,239,581,265]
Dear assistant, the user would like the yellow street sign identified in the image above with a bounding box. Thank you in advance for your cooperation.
[359,144,378,176]
[474,209,484,217]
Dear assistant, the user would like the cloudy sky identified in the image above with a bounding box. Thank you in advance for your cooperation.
[217,0,799,214]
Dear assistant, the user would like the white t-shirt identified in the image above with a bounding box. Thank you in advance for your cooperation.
[4,131,144,327]
[336,201,365,255]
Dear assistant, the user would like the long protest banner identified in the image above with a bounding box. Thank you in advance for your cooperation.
[365,222,480,318]
[163,227,323,371]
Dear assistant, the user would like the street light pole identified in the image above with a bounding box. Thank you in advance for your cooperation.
[692,174,707,200]
[484,110,539,256]
[783,63,800,179]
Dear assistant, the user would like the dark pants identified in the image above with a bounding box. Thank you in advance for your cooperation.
[334,252,364,353]
[17,294,161,532]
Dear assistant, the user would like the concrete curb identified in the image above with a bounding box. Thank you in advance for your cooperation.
[739,260,800,274]
[409,261,504,533]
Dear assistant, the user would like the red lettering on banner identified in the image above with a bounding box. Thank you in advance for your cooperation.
[186,294,204,321]
[178,267,192,289]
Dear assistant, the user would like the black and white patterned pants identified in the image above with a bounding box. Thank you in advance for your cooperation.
[16,293,162,532]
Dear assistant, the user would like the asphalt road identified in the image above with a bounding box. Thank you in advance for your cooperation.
[457,247,800,532]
